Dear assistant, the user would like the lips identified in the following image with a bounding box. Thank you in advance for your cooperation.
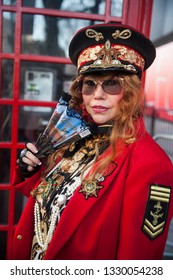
[92,105,108,113]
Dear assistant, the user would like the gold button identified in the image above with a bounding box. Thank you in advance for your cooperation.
[17,235,22,240]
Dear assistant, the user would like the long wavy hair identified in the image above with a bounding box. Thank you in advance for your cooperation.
[43,72,143,182]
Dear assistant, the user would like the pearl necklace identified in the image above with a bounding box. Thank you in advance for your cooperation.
[33,147,94,254]
[34,172,81,252]
[34,194,66,252]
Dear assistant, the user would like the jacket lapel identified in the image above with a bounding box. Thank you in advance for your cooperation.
[44,144,131,259]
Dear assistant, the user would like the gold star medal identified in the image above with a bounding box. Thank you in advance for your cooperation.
[79,180,103,199]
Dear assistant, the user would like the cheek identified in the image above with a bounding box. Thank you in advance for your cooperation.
[82,95,91,114]
[82,95,92,110]
[82,94,89,104]
[109,92,124,107]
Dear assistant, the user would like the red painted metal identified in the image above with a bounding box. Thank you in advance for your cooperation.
[122,0,153,36]
[0,0,153,260]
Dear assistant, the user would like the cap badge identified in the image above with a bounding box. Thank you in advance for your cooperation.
[95,39,121,67]
[86,28,104,41]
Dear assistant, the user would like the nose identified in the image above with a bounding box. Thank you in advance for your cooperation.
[93,83,107,99]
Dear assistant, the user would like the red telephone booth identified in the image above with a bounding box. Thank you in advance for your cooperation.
[0,0,153,260]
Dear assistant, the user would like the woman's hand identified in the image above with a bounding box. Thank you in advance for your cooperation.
[21,143,42,171]
[17,143,42,177]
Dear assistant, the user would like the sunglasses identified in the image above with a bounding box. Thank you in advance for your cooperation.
[80,78,123,95]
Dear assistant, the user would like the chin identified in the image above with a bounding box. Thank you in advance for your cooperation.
[92,117,110,125]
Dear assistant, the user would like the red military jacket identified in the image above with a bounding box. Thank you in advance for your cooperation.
[11,118,173,260]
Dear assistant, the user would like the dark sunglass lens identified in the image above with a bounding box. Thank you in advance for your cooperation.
[82,80,96,94]
[103,80,122,94]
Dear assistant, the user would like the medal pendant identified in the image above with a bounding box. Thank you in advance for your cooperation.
[79,180,103,199]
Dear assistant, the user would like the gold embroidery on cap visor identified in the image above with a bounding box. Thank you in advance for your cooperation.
[142,184,171,240]
[77,40,145,74]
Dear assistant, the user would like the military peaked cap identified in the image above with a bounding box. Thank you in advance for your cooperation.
[69,23,156,77]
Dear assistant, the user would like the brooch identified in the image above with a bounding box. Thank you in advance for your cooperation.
[79,180,103,199]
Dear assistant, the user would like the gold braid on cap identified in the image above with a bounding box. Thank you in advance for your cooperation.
[78,39,145,74]
[112,29,132,39]
[85,28,132,41]
[86,29,104,41]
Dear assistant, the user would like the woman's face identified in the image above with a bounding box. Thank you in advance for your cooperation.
[82,74,124,124]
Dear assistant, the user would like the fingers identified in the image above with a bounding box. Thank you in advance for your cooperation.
[26,143,38,154]
[18,143,42,178]
[19,143,41,173]
[22,144,42,169]
[22,150,41,169]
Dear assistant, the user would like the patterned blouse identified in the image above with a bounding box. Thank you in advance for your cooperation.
[30,133,109,259]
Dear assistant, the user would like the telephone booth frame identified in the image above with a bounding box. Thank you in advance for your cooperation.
[0,0,153,260]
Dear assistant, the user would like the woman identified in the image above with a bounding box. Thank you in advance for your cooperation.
[12,23,173,260]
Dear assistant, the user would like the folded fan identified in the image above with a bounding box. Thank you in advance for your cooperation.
[35,92,92,161]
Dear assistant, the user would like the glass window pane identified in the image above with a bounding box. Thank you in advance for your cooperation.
[22,15,100,57]
[3,0,16,5]
[22,0,106,15]
[14,191,28,224]
[111,0,123,17]
[0,190,9,224]
[0,105,12,142]
[1,59,14,99]
[0,149,10,183]
[18,106,54,143]
[20,61,77,102]
[2,12,15,53]
[0,231,7,260]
